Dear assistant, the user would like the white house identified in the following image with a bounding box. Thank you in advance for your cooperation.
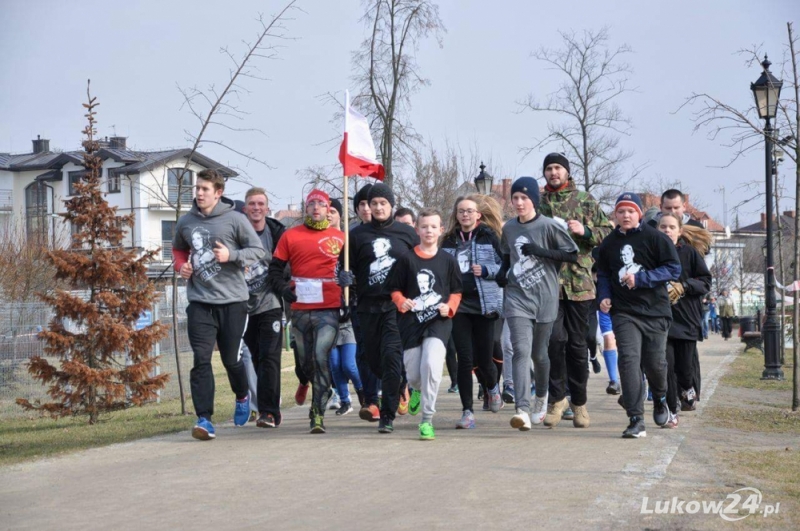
[0,136,237,275]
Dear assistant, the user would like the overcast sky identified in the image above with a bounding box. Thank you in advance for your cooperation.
[1,0,797,226]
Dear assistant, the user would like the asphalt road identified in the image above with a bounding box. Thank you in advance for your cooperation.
[0,334,738,531]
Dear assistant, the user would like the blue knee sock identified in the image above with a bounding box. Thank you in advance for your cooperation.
[602,349,619,383]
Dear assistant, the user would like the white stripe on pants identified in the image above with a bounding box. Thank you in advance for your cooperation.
[403,337,446,422]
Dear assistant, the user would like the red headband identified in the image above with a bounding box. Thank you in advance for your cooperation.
[306,189,329,206]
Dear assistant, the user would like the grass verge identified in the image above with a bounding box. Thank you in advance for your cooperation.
[723,347,795,392]
[0,351,299,467]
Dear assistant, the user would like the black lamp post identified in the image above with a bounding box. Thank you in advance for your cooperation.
[474,162,494,195]
[750,55,784,380]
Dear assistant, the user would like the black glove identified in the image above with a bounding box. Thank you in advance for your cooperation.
[495,268,508,288]
[282,285,297,303]
[520,242,545,258]
[339,304,351,323]
[337,270,355,287]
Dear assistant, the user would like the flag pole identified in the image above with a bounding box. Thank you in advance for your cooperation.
[343,90,351,306]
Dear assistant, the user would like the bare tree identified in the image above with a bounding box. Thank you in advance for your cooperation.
[160,2,299,414]
[394,142,465,215]
[350,0,445,189]
[680,22,799,410]
[518,27,645,205]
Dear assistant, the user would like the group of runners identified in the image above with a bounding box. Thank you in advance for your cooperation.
[172,152,716,441]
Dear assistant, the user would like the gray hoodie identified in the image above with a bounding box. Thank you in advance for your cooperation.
[174,196,265,304]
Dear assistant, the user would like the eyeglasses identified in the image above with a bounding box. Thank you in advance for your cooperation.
[457,209,477,215]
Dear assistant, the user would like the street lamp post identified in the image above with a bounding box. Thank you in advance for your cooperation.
[750,54,784,380]
[474,162,494,195]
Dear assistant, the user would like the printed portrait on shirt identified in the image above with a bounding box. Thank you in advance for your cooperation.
[190,226,221,281]
[368,237,396,286]
[456,249,470,274]
[411,269,443,323]
[618,244,643,284]
[245,259,268,293]
[512,235,545,289]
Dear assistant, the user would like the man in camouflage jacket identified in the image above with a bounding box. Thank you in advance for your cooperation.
[536,153,612,428]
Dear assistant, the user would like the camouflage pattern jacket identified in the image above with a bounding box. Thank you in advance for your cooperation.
[538,179,612,301]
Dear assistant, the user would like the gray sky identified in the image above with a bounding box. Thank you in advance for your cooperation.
[1,0,797,226]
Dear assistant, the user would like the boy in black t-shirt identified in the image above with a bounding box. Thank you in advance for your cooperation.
[596,193,681,439]
[389,209,462,440]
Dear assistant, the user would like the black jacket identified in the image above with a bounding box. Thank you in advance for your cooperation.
[669,242,712,341]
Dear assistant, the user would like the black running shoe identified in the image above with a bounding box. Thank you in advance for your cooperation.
[590,356,602,374]
[622,416,646,438]
[335,402,353,416]
[653,396,669,427]
[606,381,621,395]
[378,415,394,434]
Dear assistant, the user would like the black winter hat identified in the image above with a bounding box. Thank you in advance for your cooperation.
[367,182,396,208]
[329,198,343,216]
[542,152,570,175]
[353,184,373,211]
[510,176,540,207]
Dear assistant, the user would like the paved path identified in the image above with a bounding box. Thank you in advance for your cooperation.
[0,335,739,530]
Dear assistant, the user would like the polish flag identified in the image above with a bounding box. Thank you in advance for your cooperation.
[338,91,385,180]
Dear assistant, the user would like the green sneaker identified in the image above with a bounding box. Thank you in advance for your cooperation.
[310,413,325,434]
[409,389,421,416]
[419,422,435,440]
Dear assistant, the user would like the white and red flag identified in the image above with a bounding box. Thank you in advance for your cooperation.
[338,90,385,179]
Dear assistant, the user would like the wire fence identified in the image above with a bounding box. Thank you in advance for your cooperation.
[0,293,194,419]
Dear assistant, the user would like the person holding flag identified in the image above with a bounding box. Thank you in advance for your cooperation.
[337,91,418,434]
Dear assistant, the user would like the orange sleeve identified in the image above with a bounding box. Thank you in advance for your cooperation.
[391,291,410,313]
[446,293,462,318]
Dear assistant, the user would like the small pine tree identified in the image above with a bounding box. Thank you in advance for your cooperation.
[17,82,170,424]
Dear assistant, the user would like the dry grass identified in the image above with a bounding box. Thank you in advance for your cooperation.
[0,351,301,466]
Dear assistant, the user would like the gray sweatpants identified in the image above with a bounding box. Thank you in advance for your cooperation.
[507,317,553,413]
[614,312,669,418]
[241,343,259,414]
[502,319,514,385]
[404,337,446,423]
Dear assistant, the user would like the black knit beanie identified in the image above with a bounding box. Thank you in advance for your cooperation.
[329,198,343,216]
[542,152,570,175]
[353,184,373,212]
[510,176,540,207]
[367,182,395,208]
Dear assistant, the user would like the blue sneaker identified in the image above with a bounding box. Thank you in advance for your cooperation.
[192,417,216,440]
[234,396,250,426]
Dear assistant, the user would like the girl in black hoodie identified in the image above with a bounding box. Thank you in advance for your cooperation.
[657,213,712,428]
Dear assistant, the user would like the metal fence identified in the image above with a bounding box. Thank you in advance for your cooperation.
[0,294,194,419]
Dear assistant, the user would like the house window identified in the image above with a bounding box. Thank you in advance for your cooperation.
[168,169,193,205]
[25,182,49,245]
[108,172,121,193]
[161,220,177,261]
[68,170,89,196]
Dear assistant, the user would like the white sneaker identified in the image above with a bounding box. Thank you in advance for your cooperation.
[328,390,341,410]
[531,392,548,425]
[510,408,532,431]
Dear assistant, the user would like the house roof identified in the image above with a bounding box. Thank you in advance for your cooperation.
[736,213,797,234]
[0,145,237,178]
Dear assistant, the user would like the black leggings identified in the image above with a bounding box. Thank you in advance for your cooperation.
[452,312,498,412]
[292,309,339,415]
[445,337,458,386]
[666,338,698,413]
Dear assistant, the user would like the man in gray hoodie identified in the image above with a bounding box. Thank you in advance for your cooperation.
[173,169,265,441]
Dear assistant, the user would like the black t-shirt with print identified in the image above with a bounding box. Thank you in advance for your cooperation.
[388,248,463,350]
[597,223,680,319]
[347,218,419,312]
